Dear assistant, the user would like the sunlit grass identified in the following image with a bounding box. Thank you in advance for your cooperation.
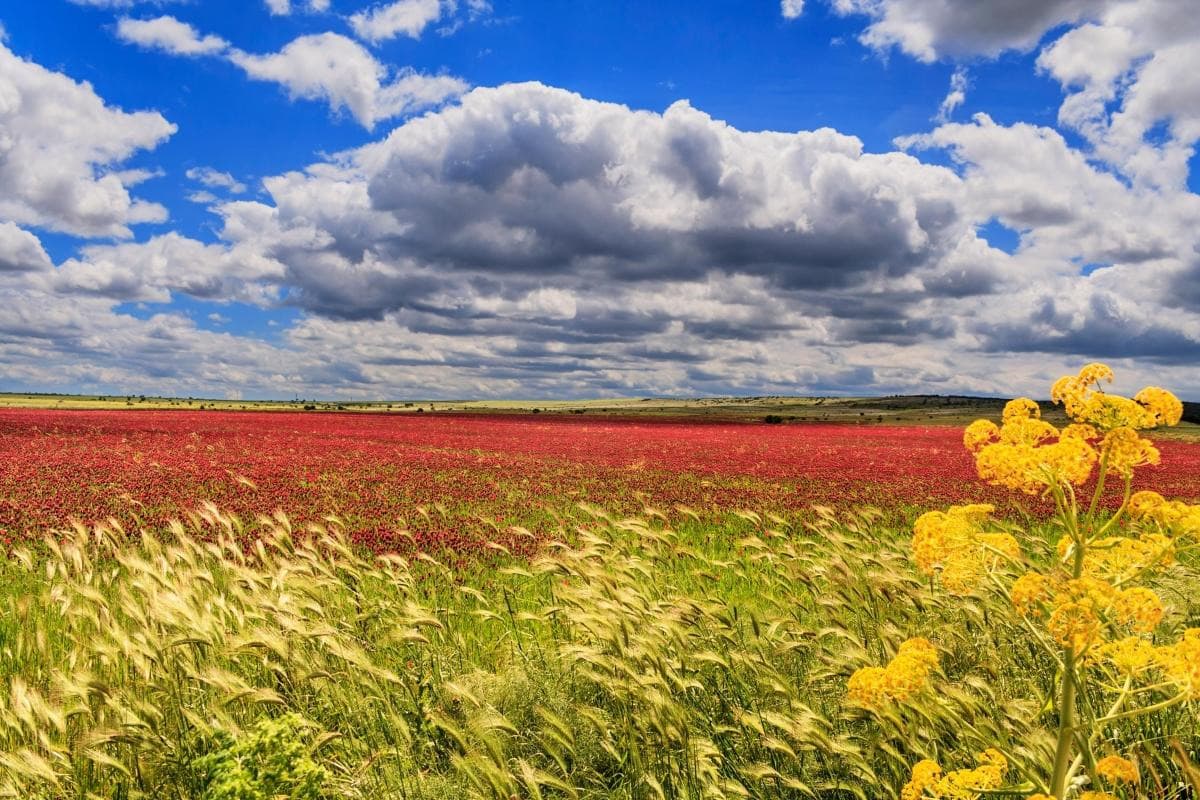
[0,500,1195,799]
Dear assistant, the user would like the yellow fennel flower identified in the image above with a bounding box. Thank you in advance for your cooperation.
[974,443,1044,495]
[912,506,1015,595]
[1048,601,1101,652]
[963,419,1000,453]
[846,666,889,708]
[1060,576,1118,608]
[999,416,1059,446]
[978,532,1021,561]
[1134,386,1183,426]
[931,749,1007,799]
[1050,365,1179,432]
[901,759,942,800]
[972,419,1096,494]
[1010,572,1049,617]
[1128,490,1167,520]
[1096,636,1157,675]
[1136,532,1175,567]
[1077,393,1154,431]
[1102,427,1160,476]
[1111,587,1164,633]
[1078,363,1116,386]
[1039,437,1098,486]
[1082,535,1173,581]
[1078,793,1118,800]
[1095,754,1138,784]
[847,638,939,708]
[1052,364,1112,421]
[1156,628,1200,700]
[1061,422,1098,441]
[1003,397,1041,422]
[913,510,974,575]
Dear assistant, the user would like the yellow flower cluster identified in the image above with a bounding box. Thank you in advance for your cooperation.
[847,638,939,709]
[912,505,1020,595]
[1094,755,1138,784]
[1094,630,1200,698]
[902,760,943,800]
[1156,628,1200,700]
[1076,533,1175,581]
[1051,363,1182,431]
[965,365,1182,495]
[1096,636,1157,675]
[1011,575,1165,652]
[1101,427,1160,476]
[1129,490,1200,534]
[1077,793,1118,800]
[900,750,1007,800]
[965,400,1098,495]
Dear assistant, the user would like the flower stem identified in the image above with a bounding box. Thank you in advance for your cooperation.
[1050,648,1077,799]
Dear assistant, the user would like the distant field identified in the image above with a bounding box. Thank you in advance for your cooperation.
[3,406,1200,548]
[5,390,1199,437]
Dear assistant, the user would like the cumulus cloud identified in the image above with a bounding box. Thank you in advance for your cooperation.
[50,232,284,304]
[228,33,467,128]
[13,0,1200,399]
[0,222,52,272]
[781,0,805,20]
[222,83,989,323]
[827,1,1199,193]
[350,0,450,43]
[1036,1,1200,189]
[830,0,1108,62]
[901,112,1200,362]
[55,82,1017,394]
[106,14,466,130]
[0,41,175,237]
[116,15,229,56]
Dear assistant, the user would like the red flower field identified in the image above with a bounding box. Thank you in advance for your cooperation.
[2,408,1199,553]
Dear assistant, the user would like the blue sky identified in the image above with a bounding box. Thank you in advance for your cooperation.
[1,0,1199,400]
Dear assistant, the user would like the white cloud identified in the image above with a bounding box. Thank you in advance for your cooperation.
[935,67,967,122]
[50,232,284,304]
[108,15,464,130]
[68,0,184,7]
[0,41,175,237]
[0,222,52,272]
[229,33,467,128]
[186,167,247,194]
[14,0,1200,399]
[830,0,1107,62]
[781,0,805,20]
[116,15,229,55]
[264,0,331,14]
[350,0,451,43]
[1036,1,1200,190]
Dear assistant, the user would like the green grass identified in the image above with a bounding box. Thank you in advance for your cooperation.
[0,505,1196,799]
[6,392,1200,437]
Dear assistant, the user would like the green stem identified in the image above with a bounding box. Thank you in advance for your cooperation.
[1091,473,1133,542]
[1085,447,1111,530]
[1049,649,1078,799]
[1050,486,1089,799]
[1093,692,1188,725]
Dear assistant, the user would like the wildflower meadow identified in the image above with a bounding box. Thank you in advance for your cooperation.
[0,365,1197,799]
